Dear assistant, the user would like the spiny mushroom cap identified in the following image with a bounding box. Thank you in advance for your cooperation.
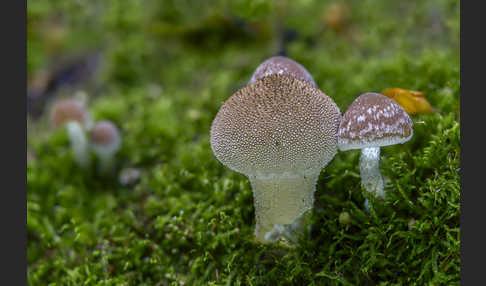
[337,92,413,151]
[249,56,317,87]
[90,121,121,154]
[50,98,89,128]
[210,74,341,177]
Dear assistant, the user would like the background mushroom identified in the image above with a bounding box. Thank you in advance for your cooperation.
[50,98,92,168]
[337,92,413,198]
[210,74,341,243]
[249,56,317,87]
[90,120,121,175]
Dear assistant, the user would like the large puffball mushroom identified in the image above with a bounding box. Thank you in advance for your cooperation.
[249,56,317,87]
[337,92,413,198]
[90,121,121,175]
[210,74,341,243]
[50,98,92,168]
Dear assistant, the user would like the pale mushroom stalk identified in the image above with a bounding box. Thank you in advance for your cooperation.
[265,200,313,243]
[250,172,319,242]
[96,147,116,174]
[359,147,385,198]
[66,121,91,168]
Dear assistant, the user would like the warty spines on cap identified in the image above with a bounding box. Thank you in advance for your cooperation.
[210,74,341,176]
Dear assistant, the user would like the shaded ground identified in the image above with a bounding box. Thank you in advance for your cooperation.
[27,0,460,285]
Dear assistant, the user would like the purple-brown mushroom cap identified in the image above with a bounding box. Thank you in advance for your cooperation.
[337,92,413,151]
[50,98,89,128]
[90,121,121,154]
[249,56,317,87]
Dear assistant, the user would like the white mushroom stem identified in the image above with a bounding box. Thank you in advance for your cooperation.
[96,150,116,175]
[66,121,90,168]
[359,147,385,198]
[249,172,319,243]
[280,210,312,243]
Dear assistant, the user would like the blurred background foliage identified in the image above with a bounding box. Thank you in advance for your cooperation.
[27,0,460,285]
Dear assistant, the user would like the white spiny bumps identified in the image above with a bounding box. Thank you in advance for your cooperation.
[211,74,340,177]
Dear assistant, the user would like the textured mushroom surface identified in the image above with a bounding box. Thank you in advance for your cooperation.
[338,92,413,151]
[249,56,317,87]
[50,99,89,128]
[210,74,341,177]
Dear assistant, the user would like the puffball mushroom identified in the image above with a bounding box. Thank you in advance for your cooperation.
[50,98,92,168]
[210,74,341,243]
[90,121,121,175]
[249,56,317,87]
[337,92,413,198]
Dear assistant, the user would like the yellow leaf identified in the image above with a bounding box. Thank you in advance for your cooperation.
[381,88,433,115]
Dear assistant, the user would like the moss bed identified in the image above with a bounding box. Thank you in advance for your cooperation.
[27,0,460,285]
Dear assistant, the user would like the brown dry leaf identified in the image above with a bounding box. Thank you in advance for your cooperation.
[381,88,433,115]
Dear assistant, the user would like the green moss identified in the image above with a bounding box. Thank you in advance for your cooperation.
[28,0,459,285]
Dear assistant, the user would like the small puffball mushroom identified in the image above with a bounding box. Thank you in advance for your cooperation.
[210,74,341,243]
[90,121,121,175]
[50,98,92,168]
[249,56,317,87]
[337,92,413,198]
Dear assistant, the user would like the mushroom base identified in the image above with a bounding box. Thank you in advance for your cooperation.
[66,121,90,168]
[249,172,319,243]
[359,147,385,198]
